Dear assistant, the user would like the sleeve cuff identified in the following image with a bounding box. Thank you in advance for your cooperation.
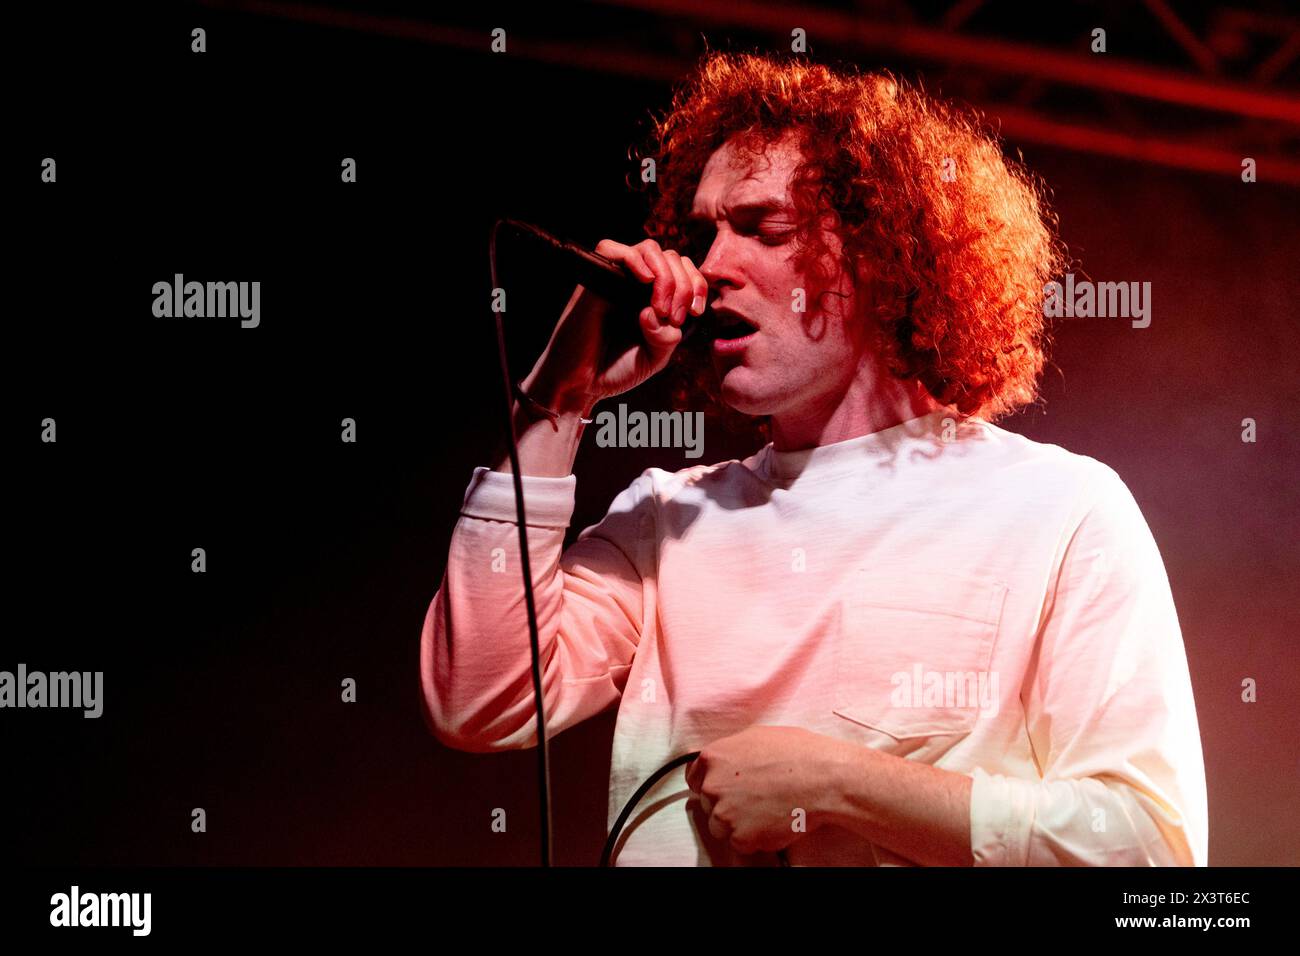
[460,466,577,529]
[970,766,1035,866]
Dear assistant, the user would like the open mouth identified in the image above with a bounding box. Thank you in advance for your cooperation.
[711,314,759,355]
[713,317,759,340]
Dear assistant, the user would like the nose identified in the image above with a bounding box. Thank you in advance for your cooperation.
[698,228,743,291]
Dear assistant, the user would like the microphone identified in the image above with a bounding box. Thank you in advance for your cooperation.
[497,218,710,345]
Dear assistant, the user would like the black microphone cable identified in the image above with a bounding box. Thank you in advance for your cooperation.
[487,215,673,867]
[489,216,556,867]
[489,219,786,868]
[601,751,791,867]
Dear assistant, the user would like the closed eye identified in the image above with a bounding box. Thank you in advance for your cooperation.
[681,219,793,252]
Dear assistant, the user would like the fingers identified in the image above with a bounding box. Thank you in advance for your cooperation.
[707,812,731,842]
[636,241,682,324]
[595,239,706,364]
[688,765,754,853]
[686,757,779,857]
[659,250,695,327]
[686,758,728,840]
[662,251,708,323]
[594,238,655,284]
[680,255,708,317]
[596,238,707,327]
[638,305,682,356]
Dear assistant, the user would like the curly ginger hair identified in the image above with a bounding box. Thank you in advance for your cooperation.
[634,51,1066,434]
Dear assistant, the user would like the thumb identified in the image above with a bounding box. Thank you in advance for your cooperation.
[639,306,683,360]
[684,754,703,793]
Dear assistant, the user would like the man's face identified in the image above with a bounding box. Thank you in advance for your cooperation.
[688,129,872,420]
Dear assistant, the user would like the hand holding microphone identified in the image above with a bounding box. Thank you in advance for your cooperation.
[504,221,710,416]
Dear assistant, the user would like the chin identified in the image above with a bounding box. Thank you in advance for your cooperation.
[718,370,772,417]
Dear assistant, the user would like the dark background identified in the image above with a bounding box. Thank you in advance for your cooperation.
[8,1,1298,866]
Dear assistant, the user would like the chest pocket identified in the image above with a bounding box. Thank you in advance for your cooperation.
[834,570,1008,740]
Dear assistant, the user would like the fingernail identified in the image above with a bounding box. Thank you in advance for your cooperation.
[691,295,704,315]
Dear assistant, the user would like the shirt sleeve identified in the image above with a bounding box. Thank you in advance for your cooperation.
[968,464,1209,866]
[420,465,657,753]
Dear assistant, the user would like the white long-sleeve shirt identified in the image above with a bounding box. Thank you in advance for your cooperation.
[420,406,1209,866]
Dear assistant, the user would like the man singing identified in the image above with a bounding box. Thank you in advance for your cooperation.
[420,51,1208,866]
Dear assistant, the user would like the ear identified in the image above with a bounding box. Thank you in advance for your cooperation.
[849,252,877,301]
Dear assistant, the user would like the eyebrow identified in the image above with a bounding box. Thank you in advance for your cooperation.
[686,199,793,222]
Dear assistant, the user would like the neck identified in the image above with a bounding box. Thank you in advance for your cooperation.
[770,369,942,452]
